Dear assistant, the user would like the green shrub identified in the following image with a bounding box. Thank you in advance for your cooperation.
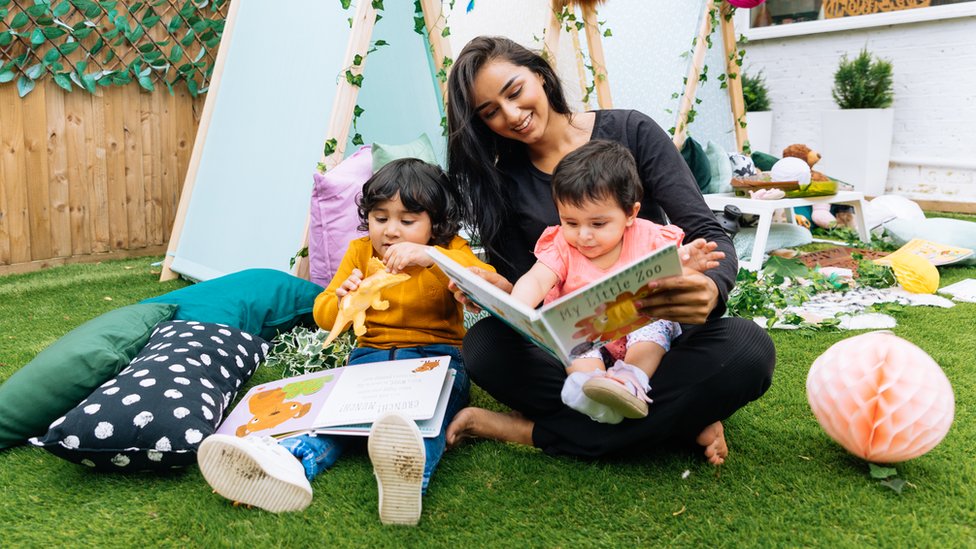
[742,70,771,112]
[832,48,894,109]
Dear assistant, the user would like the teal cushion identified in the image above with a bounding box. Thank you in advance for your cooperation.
[142,268,323,340]
[680,136,712,193]
[884,218,976,266]
[703,140,732,194]
[371,133,438,172]
[734,223,813,260]
[0,303,177,449]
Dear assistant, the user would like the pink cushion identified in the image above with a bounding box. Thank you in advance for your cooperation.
[806,331,954,463]
[309,146,371,287]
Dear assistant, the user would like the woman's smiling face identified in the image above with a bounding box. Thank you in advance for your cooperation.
[470,59,550,144]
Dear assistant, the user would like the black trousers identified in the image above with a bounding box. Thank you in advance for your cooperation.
[462,316,775,458]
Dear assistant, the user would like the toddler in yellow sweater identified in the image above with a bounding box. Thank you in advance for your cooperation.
[198,158,492,525]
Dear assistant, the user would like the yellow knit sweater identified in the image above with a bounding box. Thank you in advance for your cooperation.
[313,235,494,349]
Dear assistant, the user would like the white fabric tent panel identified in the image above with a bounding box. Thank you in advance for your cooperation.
[170,0,350,281]
[598,0,736,151]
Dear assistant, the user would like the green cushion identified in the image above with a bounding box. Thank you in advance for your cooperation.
[371,133,438,172]
[141,268,323,341]
[0,303,177,449]
[703,140,732,194]
[680,136,712,193]
[751,151,779,172]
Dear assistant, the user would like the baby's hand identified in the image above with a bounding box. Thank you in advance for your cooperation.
[335,269,363,299]
[383,242,433,273]
[678,239,724,273]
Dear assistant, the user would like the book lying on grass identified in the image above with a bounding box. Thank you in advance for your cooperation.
[875,238,973,267]
[215,356,452,439]
[428,244,682,364]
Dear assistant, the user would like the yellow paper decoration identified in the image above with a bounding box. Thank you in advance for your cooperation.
[888,252,939,294]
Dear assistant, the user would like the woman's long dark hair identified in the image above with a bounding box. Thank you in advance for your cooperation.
[446,36,572,265]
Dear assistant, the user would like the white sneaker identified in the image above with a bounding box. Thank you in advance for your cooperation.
[368,413,425,526]
[197,434,313,513]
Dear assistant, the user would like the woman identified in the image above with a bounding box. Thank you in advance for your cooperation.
[443,36,775,464]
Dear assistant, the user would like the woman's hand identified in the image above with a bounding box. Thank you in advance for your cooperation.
[335,269,364,299]
[635,266,720,325]
[384,242,433,273]
[447,267,513,313]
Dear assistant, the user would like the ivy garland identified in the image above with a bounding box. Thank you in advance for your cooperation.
[666,2,746,141]
[0,0,227,97]
[321,0,454,167]
[548,3,611,107]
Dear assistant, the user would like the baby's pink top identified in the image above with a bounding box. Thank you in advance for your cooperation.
[535,218,684,304]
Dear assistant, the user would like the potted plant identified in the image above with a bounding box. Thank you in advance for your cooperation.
[820,48,895,197]
[742,70,773,154]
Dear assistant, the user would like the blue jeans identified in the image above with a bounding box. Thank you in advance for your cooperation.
[278,344,469,494]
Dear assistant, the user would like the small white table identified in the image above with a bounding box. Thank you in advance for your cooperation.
[703,191,870,271]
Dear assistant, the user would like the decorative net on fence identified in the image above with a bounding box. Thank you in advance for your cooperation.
[0,0,228,97]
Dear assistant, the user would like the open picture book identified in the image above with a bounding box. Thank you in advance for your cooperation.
[215,356,454,439]
[428,244,683,364]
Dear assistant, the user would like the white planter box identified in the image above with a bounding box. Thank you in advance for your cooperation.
[745,111,773,155]
[819,108,894,197]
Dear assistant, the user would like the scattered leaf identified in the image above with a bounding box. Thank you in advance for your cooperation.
[103,296,113,301]
[681,469,690,479]
[672,506,686,516]
[869,463,897,479]
[880,478,906,494]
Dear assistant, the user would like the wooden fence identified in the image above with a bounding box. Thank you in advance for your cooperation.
[0,79,204,274]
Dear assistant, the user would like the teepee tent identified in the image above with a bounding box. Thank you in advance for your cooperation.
[161,0,450,282]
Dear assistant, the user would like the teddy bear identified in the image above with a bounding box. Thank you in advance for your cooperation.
[782,144,836,228]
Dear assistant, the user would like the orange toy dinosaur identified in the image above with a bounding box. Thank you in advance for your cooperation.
[322,257,411,347]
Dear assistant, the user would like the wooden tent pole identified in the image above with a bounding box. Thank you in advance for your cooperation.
[159,0,241,281]
[672,0,716,151]
[720,2,748,153]
[543,4,562,64]
[292,1,378,280]
[420,0,453,104]
[579,1,612,108]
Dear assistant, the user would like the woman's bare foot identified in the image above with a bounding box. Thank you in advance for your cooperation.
[696,421,727,465]
[446,407,534,448]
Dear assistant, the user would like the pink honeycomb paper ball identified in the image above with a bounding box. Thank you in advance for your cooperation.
[726,0,767,8]
[806,331,954,463]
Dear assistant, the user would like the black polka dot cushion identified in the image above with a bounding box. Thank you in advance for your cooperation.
[30,320,268,471]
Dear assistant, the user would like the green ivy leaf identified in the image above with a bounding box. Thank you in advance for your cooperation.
[353,54,363,66]
[880,478,906,494]
[762,256,809,280]
[30,28,47,46]
[413,16,425,34]
[53,72,72,91]
[0,69,15,84]
[186,76,198,97]
[73,27,94,39]
[868,463,897,479]
[372,0,384,9]
[138,74,154,91]
[138,42,156,53]
[27,4,49,17]
[0,31,12,47]
[168,44,183,63]
[441,26,450,37]
[17,75,36,97]
[323,138,338,157]
[353,105,364,117]
[25,63,43,79]
[52,1,70,17]
[603,28,612,37]
[166,16,182,32]
[351,133,364,146]
[59,41,80,55]
[374,39,388,47]
[340,0,352,9]
[43,48,61,64]
[144,14,161,28]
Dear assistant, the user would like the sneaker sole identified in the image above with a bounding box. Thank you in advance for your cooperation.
[368,413,425,526]
[582,377,649,419]
[197,437,312,513]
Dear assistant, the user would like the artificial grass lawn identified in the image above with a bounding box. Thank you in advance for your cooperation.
[1,256,974,547]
